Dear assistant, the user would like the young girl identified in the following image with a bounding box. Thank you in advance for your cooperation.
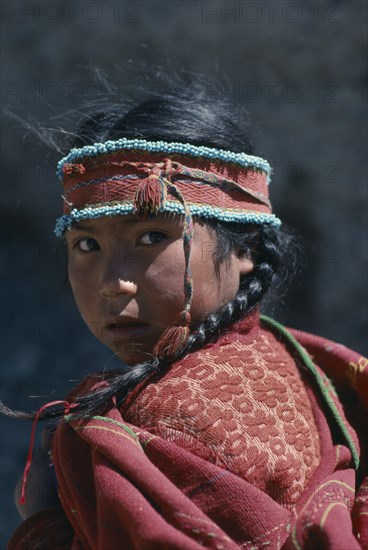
[4,87,367,549]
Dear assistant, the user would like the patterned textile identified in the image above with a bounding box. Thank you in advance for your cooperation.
[8,312,368,549]
[122,310,321,509]
[60,152,271,217]
[55,150,281,239]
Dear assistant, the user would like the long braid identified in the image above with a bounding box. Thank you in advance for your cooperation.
[175,224,285,357]
[77,224,291,416]
[0,223,297,421]
[57,230,280,418]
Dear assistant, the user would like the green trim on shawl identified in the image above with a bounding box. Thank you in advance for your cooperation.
[64,414,139,441]
[260,315,360,470]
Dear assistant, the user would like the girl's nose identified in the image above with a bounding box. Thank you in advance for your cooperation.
[100,273,138,298]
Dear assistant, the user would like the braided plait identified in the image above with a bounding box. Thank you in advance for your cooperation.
[174,223,287,358]
[66,223,290,416]
[0,222,297,421]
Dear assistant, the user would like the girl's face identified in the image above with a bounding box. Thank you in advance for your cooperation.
[65,214,253,365]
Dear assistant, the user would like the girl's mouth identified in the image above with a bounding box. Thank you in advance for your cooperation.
[109,323,143,328]
[105,320,151,340]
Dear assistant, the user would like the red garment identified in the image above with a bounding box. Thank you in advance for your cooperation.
[8,313,368,549]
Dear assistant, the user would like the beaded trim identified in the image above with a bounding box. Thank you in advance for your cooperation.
[57,138,271,184]
[55,201,281,238]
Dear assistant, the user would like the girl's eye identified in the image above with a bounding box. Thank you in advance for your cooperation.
[138,231,167,245]
[75,237,99,253]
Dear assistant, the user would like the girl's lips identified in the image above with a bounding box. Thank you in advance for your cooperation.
[105,321,151,340]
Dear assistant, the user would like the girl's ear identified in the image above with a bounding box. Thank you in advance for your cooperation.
[235,246,254,276]
[236,242,256,277]
[237,254,254,276]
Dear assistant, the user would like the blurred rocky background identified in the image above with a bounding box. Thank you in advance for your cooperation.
[1,0,367,545]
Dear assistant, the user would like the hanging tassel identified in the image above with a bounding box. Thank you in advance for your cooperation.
[134,172,167,217]
[19,400,77,505]
[154,311,191,359]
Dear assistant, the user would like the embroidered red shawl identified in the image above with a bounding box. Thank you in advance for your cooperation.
[8,314,368,549]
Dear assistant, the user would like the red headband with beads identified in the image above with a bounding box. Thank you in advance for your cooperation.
[56,140,280,359]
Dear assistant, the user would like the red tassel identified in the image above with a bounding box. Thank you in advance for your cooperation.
[62,163,86,175]
[154,325,190,359]
[19,400,77,505]
[134,173,167,216]
[154,311,191,359]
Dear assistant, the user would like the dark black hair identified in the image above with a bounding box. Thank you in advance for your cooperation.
[1,81,299,421]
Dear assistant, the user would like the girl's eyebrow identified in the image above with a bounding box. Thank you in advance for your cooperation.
[72,216,179,232]
[71,223,96,232]
[72,219,142,232]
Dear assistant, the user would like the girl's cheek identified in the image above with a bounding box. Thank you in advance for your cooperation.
[145,266,184,301]
[68,268,97,314]
[68,256,100,285]
[143,261,186,313]
[191,257,238,316]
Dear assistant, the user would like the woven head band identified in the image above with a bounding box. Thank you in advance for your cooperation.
[55,138,281,359]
